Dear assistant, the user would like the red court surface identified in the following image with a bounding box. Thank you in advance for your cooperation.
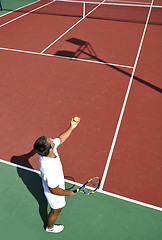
[0,49,131,176]
[0,0,162,210]
[0,9,80,51]
[44,17,146,67]
[103,2,162,207]
[154,0,161,6]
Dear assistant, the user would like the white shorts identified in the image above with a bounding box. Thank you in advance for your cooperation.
[45,191,66,209]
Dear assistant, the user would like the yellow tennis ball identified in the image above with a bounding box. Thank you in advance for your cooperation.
[74,116,79,122]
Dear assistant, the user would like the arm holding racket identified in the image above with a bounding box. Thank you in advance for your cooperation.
[59,118,80,145]
[49,186,74,197]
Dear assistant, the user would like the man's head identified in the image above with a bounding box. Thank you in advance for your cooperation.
[33,136,52,156]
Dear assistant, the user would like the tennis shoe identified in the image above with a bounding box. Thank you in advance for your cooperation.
[46,225,64,233]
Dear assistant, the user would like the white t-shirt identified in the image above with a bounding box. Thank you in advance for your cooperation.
[39,138,65,195]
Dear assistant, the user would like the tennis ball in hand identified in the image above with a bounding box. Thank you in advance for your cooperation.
[73,116,79,122]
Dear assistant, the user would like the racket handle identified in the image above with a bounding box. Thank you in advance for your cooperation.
[73,189,77,193]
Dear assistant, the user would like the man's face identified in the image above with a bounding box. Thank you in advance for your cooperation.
[47,138,54,149]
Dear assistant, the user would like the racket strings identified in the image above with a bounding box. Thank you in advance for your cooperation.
[84,178,100,194]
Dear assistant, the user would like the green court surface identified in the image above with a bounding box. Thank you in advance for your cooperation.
[0,162,162,240]
[0,0,39,16]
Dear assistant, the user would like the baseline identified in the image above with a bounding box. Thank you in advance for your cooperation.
[0,159,162,212]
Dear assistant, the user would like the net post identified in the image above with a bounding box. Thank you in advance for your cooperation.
[83,2,85,18]
[0,1,2,11]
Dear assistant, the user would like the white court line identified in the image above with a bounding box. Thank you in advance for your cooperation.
[0,159,162,212]
[0,0,160,211]
[0,46,133,68]
[40,0,107,53]
[39,0,161,54]
[53,54,133,68]
[106,0,151,4]
[0,0,41,18]
[56,0,161,8]
[99,0,155,190]
[0,0,56,28]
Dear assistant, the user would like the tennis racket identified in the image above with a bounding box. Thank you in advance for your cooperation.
[64,176,75,190]
[73,177,100,195]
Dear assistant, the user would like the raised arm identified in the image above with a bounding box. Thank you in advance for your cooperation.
[59,118,80,145]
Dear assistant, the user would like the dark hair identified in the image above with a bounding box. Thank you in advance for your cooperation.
[33,136,51,156]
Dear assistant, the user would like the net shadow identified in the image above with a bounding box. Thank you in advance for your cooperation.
[54,37,162,93]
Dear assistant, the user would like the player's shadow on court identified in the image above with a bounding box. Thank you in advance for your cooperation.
[54,38,162,93]
[10,150,48,229]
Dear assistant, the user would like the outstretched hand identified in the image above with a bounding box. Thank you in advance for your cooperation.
[59,117,81,145]
[71,117,80,129]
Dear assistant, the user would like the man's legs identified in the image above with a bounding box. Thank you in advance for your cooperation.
[44,192,66,232]
[47,207,63,229]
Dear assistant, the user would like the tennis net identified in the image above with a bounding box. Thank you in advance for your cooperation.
[1,0,162,25]
[30,0,162,25]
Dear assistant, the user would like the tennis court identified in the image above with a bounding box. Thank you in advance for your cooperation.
[0,0,162,239]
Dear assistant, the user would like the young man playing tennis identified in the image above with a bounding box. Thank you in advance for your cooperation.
[33,117,80,233]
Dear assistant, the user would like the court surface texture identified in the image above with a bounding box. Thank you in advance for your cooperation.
[0,0,162,239]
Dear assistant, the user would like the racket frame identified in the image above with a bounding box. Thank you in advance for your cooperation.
[73,177,100,195]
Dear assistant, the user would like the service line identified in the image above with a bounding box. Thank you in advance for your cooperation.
[0,46,133,69]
